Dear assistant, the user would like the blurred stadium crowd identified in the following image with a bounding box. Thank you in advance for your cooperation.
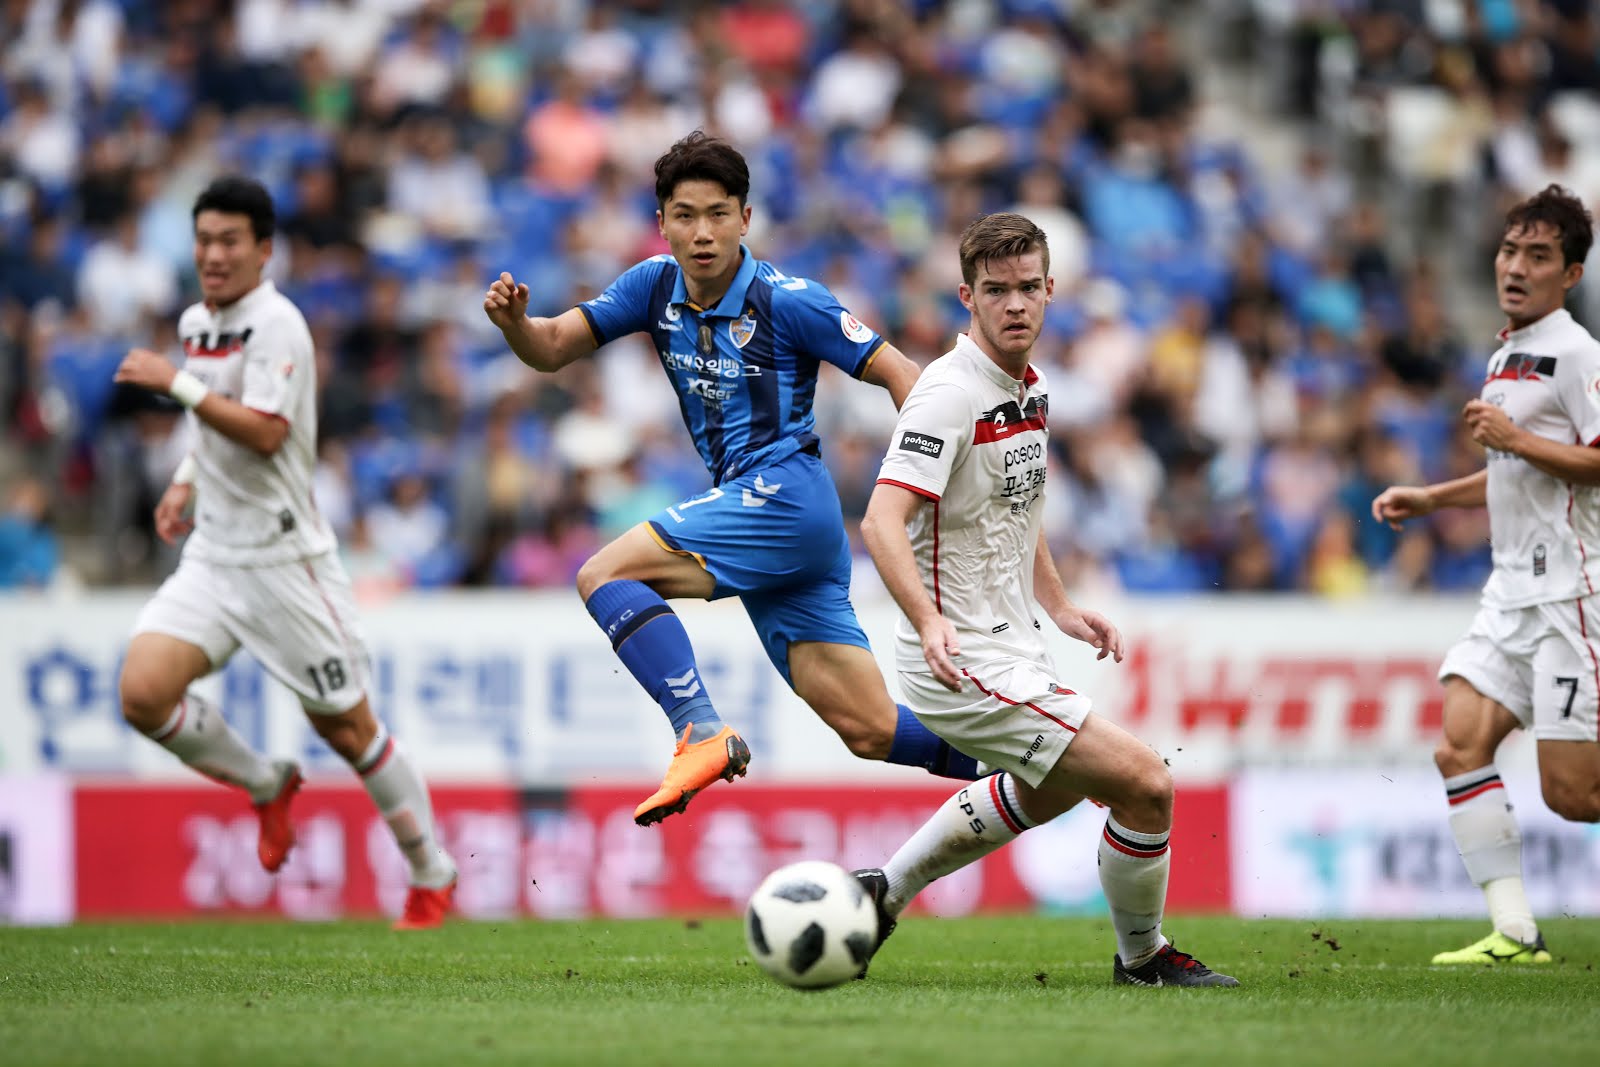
[1,0,1599,596]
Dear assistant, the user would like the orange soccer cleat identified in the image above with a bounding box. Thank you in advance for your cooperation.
[393,878,456,931]
[253,761,304,873]
[633,723,752,826]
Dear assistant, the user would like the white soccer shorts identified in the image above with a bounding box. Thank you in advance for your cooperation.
[900,655,1092,787]
[1438,593,1600,742]
[131,552,372,713]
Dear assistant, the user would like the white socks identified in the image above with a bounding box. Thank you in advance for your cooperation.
[1444,766,1538,944]
[877,774,1178,971]
[882,773,1037,914]
[1098,816,1171,968]
[356,726,456,889]
[144,693,278,801]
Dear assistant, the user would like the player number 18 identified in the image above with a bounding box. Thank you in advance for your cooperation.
[305,657,348,698]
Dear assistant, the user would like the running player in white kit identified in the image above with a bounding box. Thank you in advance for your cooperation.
[1374,185,1600,965]
[852,213,1237,987]
[113,176,457,928]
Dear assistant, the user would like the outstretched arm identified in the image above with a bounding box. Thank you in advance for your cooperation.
[483,272,597,373]
[1372,468,1487,529]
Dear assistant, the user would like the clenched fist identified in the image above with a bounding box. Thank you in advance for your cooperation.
[483,271,531,332]
[114,348,178,393]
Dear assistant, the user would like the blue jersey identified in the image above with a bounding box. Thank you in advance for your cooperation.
[577,247,887,486]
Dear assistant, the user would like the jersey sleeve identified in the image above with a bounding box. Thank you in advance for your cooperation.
[239,310,312,421]
[772,277,887,379]
[576,257,668,346]
[1556,341,1600,447]
[876,379,970,501]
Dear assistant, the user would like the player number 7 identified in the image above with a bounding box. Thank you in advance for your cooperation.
[666,487,725,523]
[1553,676,1578,719]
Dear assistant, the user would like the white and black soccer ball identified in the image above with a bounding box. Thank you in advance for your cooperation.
[744,860,878,989]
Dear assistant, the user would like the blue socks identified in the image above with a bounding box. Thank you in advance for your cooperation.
[586,581,978,780]
[585,580,725,739]
[888,704,981,780]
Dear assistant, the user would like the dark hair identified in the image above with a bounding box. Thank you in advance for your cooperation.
[192,175,276,241]
[653,131,750,208]
[1504,184,1593,266]
[958,212,1051,287]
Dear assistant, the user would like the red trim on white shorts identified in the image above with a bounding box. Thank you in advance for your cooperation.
[960,668,1078,733]
[1576,598,1600,741]
[303,561,360,703]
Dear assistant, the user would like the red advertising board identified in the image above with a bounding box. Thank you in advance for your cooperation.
[73,781,1230,920]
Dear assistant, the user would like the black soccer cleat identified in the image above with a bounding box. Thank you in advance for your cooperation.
[1113,942,1240,988]
[850,868,898,978]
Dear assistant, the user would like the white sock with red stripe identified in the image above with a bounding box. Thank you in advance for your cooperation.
[144,693,278,801]
[1099,816,1171,968]
[881,772,1036,914]
[355,726,455,889]
[1444,765,1537,943]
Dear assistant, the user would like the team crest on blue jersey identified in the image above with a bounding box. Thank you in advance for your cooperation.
[729,312,758,349]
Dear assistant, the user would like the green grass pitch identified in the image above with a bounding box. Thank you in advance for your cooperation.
[3,917,1597,1066]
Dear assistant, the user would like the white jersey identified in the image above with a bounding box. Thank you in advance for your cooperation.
[175,280,334,567]
[876,333,1050,674]
[1480,308,1600,609]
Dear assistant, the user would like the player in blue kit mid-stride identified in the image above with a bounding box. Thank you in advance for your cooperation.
[485,132,980,826]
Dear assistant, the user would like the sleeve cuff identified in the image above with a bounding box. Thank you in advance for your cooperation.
[855,340,888,380]
[876,477,940,502]
[247,407,290,426]
[577,305,605,347]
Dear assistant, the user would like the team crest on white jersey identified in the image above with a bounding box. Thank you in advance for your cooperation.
[730,312,757,349]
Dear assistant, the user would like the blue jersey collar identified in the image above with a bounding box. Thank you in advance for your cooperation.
[669,246,758,318]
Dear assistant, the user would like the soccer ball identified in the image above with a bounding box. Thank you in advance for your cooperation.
[744,860,879,989]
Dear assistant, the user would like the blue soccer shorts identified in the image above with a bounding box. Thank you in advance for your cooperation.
[645,449,871,685]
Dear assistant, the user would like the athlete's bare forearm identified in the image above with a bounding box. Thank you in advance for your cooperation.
[861,345,921,411]
[1031,533,1075,619]
[192,393,289,458]
[1506,433,1600,486]
[499,308,595,373]
[1425,468,1489,510]
[861,484,941,632]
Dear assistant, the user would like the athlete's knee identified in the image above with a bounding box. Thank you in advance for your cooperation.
[1119,751,1173,827]
[797,681,896,760]
[575,554,613,600]
[1541,779,1600,823]
[809,701,891,759]
[309,702,379,764]
[838,720,893,761]
[118,663,180,731]
[1435,736,1491,778]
